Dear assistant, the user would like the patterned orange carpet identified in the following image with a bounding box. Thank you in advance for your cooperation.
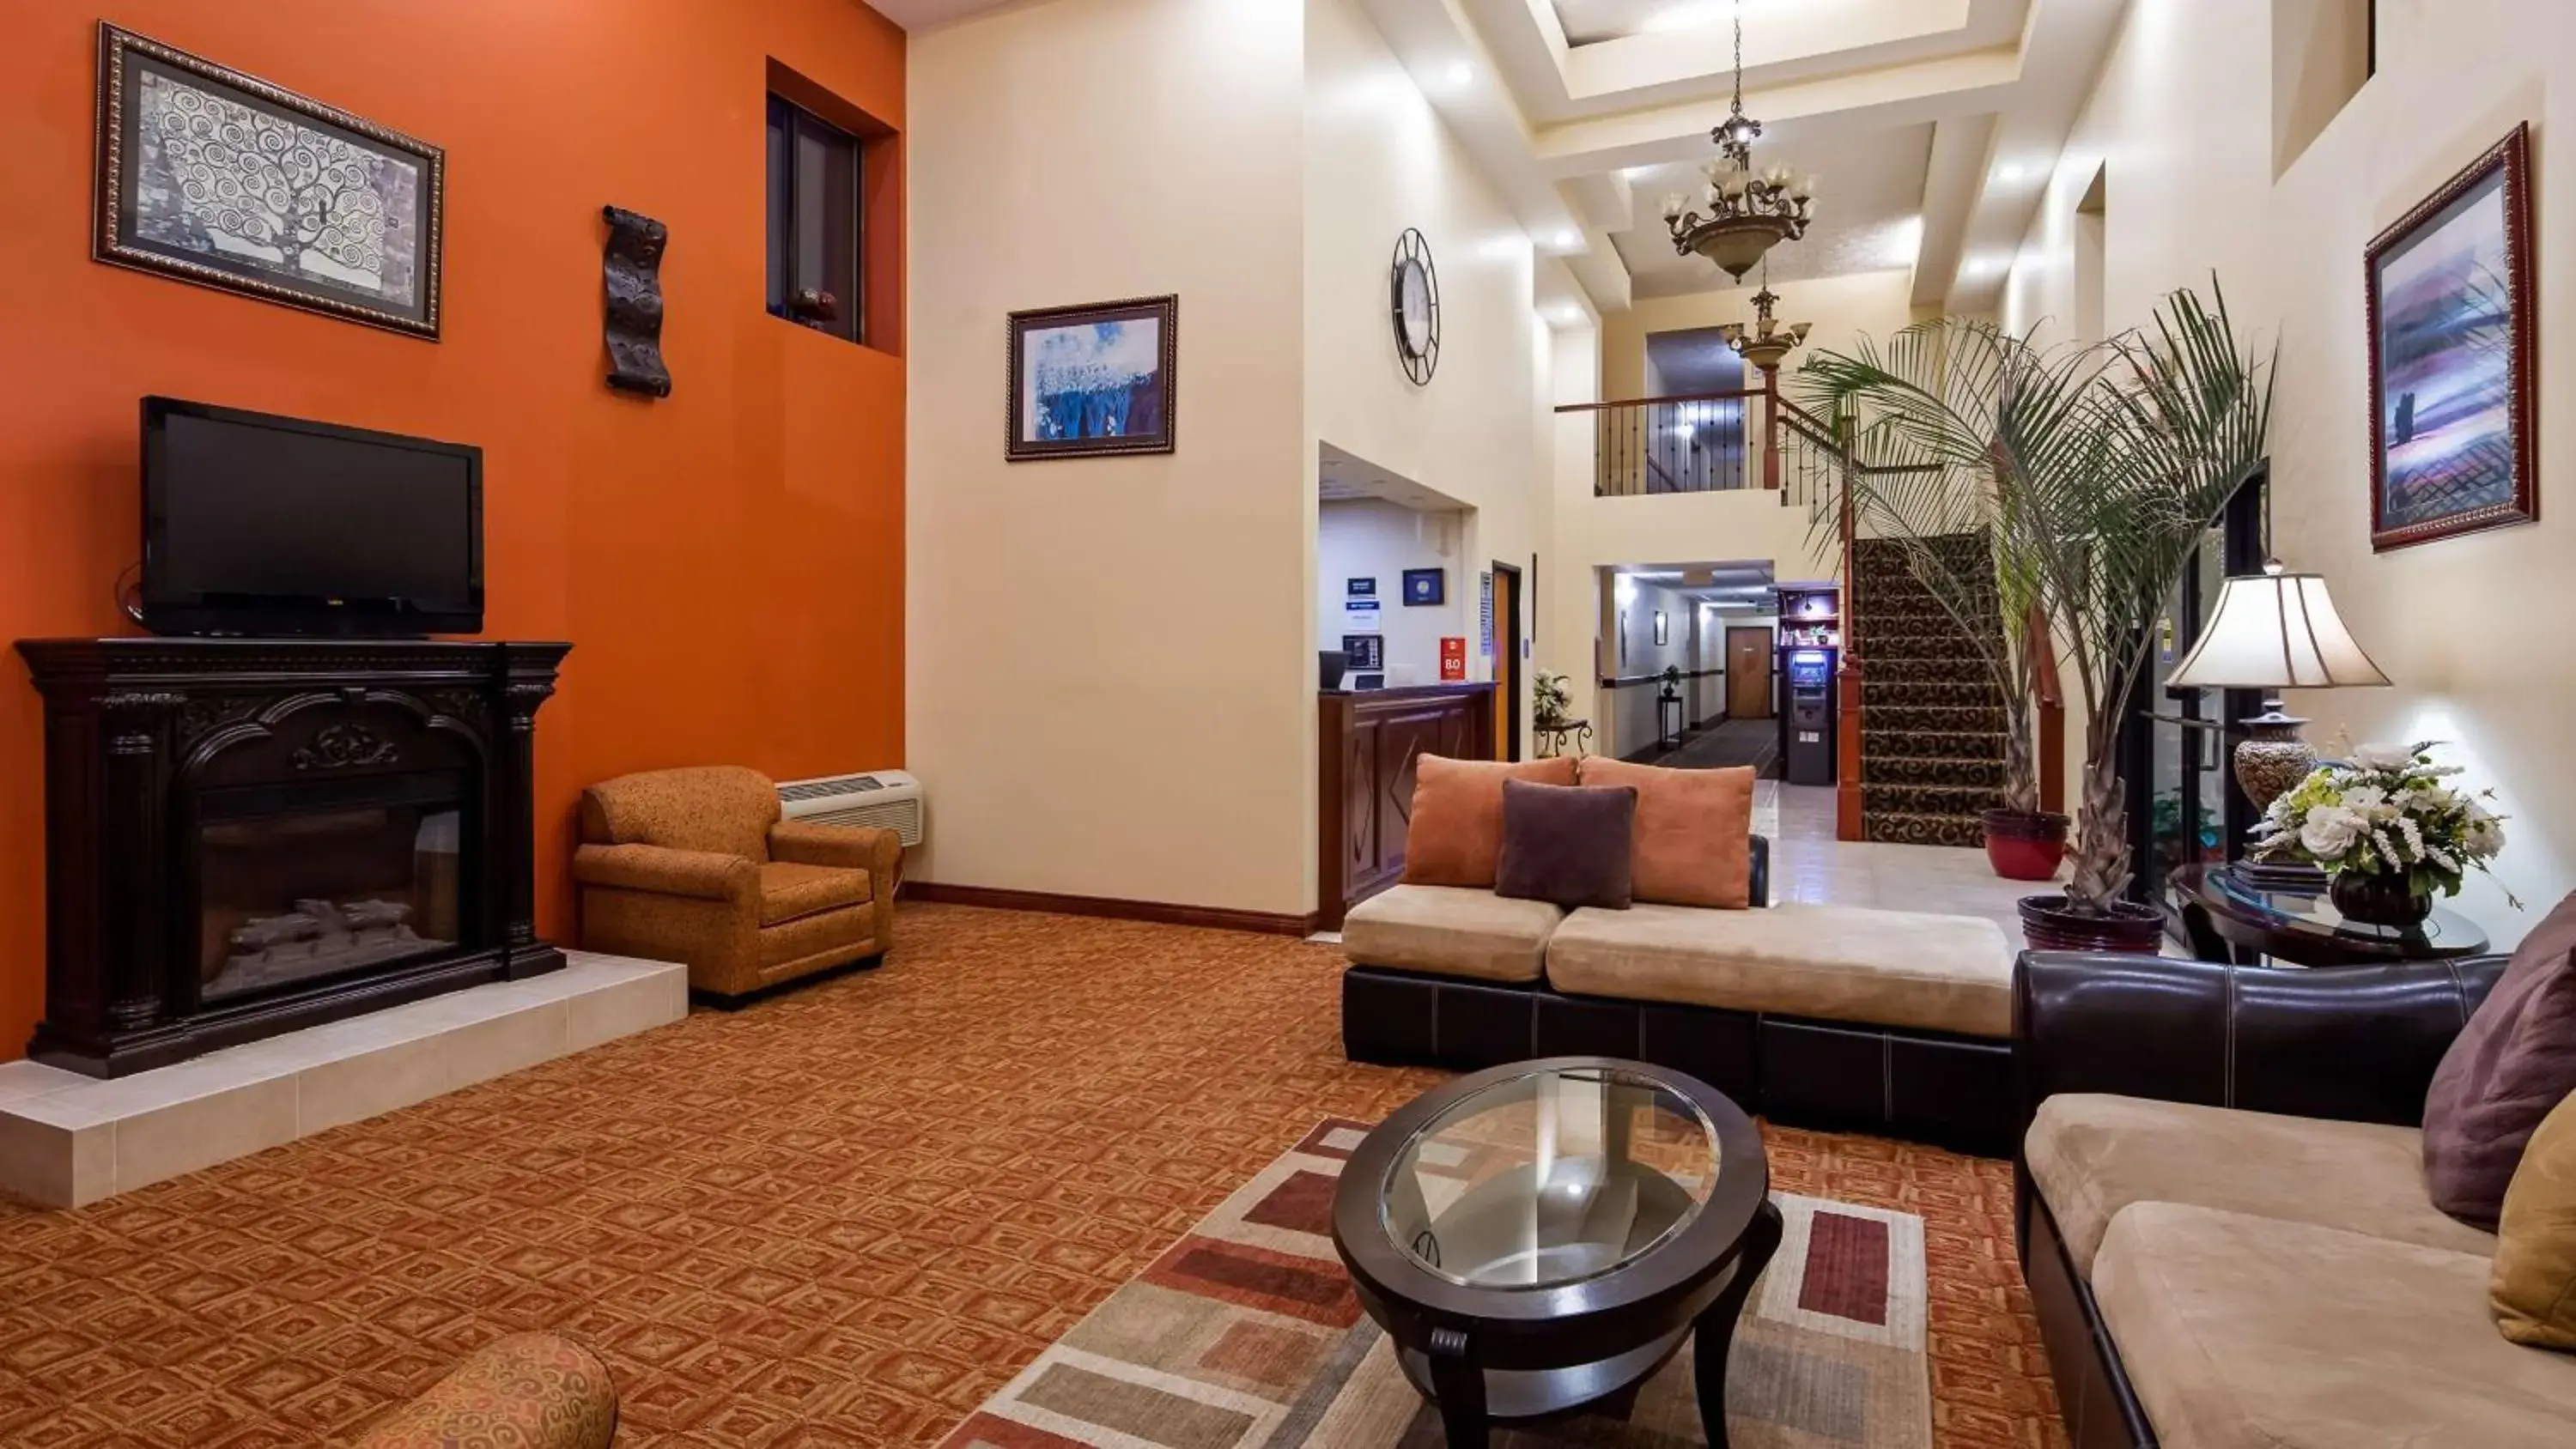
[0,905,2064,1447]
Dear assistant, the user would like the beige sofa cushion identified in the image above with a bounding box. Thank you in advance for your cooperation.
[1542,901,2014,1039]
[1343,885,1562,984]
[2027,1094,2497,1281]
[2093,1202,2576,1449]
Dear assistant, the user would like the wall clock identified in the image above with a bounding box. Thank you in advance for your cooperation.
[1390,228,1440,385]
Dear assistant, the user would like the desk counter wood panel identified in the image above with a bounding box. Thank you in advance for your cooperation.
[1317,684,1494,931]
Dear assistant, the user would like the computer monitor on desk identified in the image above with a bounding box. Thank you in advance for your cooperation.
[1350,673,1384,690]
[1318,650,1349,691]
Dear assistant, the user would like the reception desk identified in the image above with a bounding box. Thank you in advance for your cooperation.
[1317,682,1495,931]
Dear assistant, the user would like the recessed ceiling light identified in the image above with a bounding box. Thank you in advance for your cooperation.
[1553,229,1579,249]
[1448,62,1473,88]
[1999,163,2026,184]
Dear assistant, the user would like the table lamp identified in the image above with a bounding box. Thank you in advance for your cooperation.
[2166,560,2390,886]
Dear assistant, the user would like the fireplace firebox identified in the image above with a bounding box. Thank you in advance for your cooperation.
[15,639,571,1077]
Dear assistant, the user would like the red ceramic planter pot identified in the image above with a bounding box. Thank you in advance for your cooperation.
[1981,809,2069,882]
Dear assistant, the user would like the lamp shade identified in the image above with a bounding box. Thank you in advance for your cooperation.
[2166,562,2391,690]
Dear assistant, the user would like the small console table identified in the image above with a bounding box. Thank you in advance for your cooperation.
[1533,718,1593,760]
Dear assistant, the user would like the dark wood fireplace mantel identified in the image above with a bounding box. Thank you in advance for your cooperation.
[15,638,572,1076]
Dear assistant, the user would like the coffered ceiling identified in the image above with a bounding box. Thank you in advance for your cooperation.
[883,0,2129,318]
[1363,0,2130,316]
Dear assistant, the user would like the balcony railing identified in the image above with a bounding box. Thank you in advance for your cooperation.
[1561,388,1758,497]
[1558,376,1851,513]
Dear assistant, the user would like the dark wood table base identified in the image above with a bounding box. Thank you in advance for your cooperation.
[1405,1200,1784,1448]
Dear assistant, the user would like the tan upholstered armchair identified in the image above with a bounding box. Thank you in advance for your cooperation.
[355,1333,617,1448]
[573,765,898,1000]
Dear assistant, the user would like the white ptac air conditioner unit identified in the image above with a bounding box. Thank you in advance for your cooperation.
[775,769,924,846]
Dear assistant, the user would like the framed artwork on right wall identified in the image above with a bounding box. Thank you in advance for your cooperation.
[2364,123,2537,551]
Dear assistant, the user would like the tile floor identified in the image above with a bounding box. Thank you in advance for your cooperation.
[1762,780,2049,946]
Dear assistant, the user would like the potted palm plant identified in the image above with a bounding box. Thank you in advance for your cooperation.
[1793,320,2069,879]
[1801,284,2274,951]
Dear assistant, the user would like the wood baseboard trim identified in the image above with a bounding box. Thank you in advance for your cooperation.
[902,882,1318,937]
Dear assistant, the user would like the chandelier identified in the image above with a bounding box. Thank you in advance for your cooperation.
[1662,0,1816,281]
[1718,277,1811,373]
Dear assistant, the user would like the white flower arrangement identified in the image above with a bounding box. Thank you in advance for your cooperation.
[2252,742,2512,902]
[1533,670,1572,727]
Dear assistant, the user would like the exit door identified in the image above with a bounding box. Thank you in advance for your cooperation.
[1726,627,1773,718]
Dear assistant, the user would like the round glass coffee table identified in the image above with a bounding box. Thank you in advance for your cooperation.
[1331,1058,1777,1448]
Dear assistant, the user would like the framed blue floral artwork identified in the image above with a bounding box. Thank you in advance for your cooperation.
[1007,294,1177,461]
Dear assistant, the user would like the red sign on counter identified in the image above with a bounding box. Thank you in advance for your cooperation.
[1440,637,1467,682]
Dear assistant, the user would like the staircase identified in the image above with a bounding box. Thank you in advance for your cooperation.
[1851,533,2009,848]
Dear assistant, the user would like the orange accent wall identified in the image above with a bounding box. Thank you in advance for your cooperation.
[0,2,905,1058]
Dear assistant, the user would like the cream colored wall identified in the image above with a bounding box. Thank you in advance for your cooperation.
[1302,0,1552,904]
[2002,0,2575,943]
[1544,325,1610,734]
[1303,0,1546,705]
[906,0,1312,913]
[909,0,1559,919]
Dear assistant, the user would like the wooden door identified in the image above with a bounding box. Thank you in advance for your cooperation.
[1491,564,1522,761]
[1727,627,1774,718]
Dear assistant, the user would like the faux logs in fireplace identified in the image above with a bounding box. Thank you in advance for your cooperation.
[14,639,571,1077]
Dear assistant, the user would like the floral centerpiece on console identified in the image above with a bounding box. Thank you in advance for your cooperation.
[2251,743,2512,927]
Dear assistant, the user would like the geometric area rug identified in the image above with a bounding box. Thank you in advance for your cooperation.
[939,1119,1930,1448]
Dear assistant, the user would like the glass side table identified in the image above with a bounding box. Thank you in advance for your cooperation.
[1331,1058,1777,1448]
[2173,864,2491,967]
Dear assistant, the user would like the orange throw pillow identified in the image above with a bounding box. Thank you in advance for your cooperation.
[1403,755,1580,888]
[1577,758,1754,908]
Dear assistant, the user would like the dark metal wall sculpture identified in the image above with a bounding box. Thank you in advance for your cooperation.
[602,205,671,397]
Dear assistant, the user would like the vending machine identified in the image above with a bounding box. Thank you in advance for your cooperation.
[1780,645,1839,785]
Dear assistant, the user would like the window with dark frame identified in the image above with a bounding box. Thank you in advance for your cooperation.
[765,94,863,344]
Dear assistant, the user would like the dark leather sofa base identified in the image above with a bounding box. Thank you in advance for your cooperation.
[2020,1191,2159,1448]
[1342,966,2018,1157]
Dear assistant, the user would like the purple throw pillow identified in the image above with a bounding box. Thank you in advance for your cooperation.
[1495,779,1637,912]
[2424,892,2576,1227]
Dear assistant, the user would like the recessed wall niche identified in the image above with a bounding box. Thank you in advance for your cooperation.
[2272,0,2373,180]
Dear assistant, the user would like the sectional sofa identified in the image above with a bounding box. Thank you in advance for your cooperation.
[2015,951,2576,1447]
[1339,837,2025,1154]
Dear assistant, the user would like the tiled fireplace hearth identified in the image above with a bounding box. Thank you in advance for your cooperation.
[15,639,572,1077]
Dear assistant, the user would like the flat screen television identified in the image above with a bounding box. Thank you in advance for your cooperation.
[141,397,483,637]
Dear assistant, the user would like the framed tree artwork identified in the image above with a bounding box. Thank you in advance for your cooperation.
[93,24,446,337]
[2365,124,2536,550]
[1007,295,1178,460]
